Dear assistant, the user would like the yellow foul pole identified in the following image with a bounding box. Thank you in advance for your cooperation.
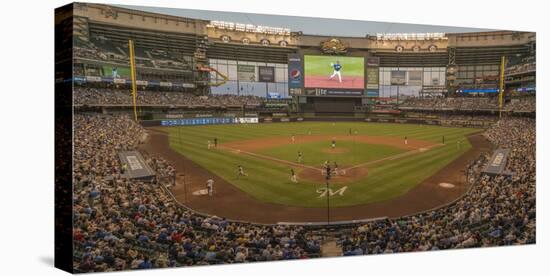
[498,55,506,119]
[128,40,138,121]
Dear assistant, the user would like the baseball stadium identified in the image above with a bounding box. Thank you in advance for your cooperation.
[57,3,536,272]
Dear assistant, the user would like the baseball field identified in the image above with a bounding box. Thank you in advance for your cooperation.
[304,55,365,89]
[149,122,482,213]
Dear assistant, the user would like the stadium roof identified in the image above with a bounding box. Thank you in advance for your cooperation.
[117,4,496,37]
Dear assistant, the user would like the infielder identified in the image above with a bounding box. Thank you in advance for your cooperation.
[291,135,295,143]
[290,168,298,183]
[404,136,408,145]
[329,60,343,83]
[331,139,336,149]
[206,178,214,196]
[297,151,303,163]
[207,140,212,149]
[237,165,248,179]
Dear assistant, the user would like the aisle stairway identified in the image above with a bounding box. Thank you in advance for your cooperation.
[321,238,342,257]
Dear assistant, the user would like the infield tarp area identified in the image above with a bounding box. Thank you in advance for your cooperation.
[118,151,156,180]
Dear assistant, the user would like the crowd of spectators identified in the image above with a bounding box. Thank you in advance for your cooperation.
[74,87,263,107]
[505,55,535,75]
[505,97,536,112]
[400,97,500,110]
[339,117,535,255]
[73,114,320,272]
[400,96,535,112]
[74,36,190,70]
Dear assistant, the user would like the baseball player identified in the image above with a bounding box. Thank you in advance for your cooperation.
[404,136,408,145]
[325,164,332,180]
[291,134,295,143]
[297,151,303,163]
[322,160,329,176]
[206,178,214,196]
[329,60,343,83]
[331,139,336,149]
[290,168,298,183]
[333,161,339,176]
[237,165,248,179]
[207,140,212,149]
[214,138,218,148]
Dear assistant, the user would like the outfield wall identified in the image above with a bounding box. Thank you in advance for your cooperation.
[141,116,447,127]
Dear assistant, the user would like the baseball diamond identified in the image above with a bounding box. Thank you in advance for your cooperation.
[140,122,485,223]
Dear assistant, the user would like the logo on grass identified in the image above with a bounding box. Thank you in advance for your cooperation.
[316,186,348,198]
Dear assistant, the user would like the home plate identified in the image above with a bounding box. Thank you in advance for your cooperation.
[192,189,209,196]
[439,183,455,188]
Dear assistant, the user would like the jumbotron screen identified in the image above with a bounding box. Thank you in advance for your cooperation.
[304,55,365,89]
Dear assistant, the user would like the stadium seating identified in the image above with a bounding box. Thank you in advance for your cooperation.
[73,87,263,107]
[72,114,534,271]
[73,115,321,272]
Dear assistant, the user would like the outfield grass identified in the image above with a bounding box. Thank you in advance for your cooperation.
[304,55,364,77]
[163,122,479,207]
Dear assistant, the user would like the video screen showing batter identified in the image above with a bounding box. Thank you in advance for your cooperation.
[304,55,365,89]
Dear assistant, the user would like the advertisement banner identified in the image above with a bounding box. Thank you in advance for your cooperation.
[267,92,282,99]
[367,68,379,85]
[85,76,102,82]
[289,88,303,96]
[367,57,380,67]
[237,64,256,81]
[288,54,304,89]
[113,78,127,84]
[236,117,259,124]
[258,66,275,82]
[366,90,380,97]
[136,80,148,86]
[160,117,236,126]
[179,83,196,88]
[408,71,423,86]
[304,88,363,97]
[390,71,406,85]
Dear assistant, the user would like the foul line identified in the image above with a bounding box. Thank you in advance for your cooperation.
[218,145,322,172]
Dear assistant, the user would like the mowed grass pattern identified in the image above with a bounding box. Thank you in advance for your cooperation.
[163,122,479,207]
